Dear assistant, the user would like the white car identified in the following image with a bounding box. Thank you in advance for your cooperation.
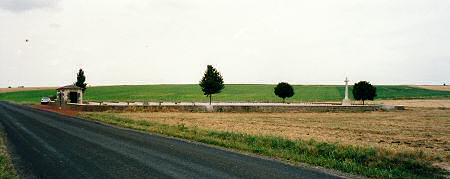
[41,97,51,105]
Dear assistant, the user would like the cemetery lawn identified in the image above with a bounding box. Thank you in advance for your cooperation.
[79,107,450,178]
[1,84,450,104]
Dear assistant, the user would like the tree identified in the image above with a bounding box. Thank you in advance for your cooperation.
[274,82,294,103]
[75,69,87,93]
[352,81,377,105]
[199,65,224,105]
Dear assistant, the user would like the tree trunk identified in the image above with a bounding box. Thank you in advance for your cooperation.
[363,100,365,105]
[209,95,212,105]
[283,98,285,103]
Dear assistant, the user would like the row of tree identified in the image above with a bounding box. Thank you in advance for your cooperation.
[200,65,377,104]
[76,66,377,105]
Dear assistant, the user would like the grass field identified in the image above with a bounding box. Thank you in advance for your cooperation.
[1,84,450,103]
[80,109,449,178]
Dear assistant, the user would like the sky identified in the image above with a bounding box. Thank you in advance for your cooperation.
[0,0,449,87]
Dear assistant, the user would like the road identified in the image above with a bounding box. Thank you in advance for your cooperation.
[0,102,343,178]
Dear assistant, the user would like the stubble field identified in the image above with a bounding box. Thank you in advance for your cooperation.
[0,87,55,93]
[416,85,450,92]
[114,108,450,157]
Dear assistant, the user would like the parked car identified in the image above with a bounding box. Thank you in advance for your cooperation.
[41,97,51,105]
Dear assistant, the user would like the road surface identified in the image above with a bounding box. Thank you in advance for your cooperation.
[0,102,343,178]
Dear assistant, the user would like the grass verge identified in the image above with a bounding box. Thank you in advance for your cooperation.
[79,112,447,178]
[0,124,18,178]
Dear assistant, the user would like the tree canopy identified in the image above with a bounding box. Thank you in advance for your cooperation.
[274,82,295,103]
[352,81,377,105]
[199,65,224,104]
[75,69,87,92]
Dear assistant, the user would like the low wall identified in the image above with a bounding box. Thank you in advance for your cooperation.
[64,103,383,113]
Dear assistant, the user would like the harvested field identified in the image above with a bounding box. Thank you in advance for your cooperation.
[114,108,450,165]
[0,87,55,93]
[375,99,450,108]
[415,85,450,92]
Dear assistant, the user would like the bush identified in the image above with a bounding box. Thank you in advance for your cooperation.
[48,95,57,101]
[274,82,295,103]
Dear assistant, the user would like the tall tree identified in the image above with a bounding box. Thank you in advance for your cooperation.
[274,82,295,103]
[199,65,224,105]
[352,81,377,105]
[75,69,87,92]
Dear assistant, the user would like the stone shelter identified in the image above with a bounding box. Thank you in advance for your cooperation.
[56,85,83,104]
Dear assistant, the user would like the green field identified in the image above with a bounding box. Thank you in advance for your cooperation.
[1,84,450,103]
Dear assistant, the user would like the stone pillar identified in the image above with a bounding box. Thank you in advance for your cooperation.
[64,91,69,103]
[342,77,351,106]
[206,104,214,112]
[79,90,83,104]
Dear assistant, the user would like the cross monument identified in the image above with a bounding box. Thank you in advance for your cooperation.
[342,77,351,106]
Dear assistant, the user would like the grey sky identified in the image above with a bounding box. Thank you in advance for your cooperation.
[1,0,449,87]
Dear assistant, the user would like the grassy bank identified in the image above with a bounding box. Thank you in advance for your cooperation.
[2,84,450,103]
[0,125,18,178]
[79,112,447,178]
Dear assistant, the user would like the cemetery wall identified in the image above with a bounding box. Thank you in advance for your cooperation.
[65,103,384,113]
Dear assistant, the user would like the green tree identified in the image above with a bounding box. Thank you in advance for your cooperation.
[352,81,377,105]
[199,65,224,105]
[75,69,87,93]
[274,82,295,103]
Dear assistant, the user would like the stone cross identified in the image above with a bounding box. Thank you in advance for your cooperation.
[342,77,351,106]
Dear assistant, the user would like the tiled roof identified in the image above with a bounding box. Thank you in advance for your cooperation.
[57,85,81,90]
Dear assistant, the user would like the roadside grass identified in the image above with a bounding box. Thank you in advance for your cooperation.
[1,84,450,104]
[79,112,447,178]
[0,125,18,179]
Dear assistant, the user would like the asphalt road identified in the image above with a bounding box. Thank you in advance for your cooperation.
[0,102,343,178]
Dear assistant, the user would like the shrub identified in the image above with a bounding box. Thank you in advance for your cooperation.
[274,82,295,103]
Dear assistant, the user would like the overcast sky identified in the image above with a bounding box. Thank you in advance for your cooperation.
[1,0,449,87]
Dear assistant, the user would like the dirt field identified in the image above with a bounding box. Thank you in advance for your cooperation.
[375,99,450,108]
[415,85,450,92]
[116,108,450,165]
[0,87,55,93]
[33,104,80,116]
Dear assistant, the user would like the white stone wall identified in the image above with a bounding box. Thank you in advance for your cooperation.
[57,89,83,104]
